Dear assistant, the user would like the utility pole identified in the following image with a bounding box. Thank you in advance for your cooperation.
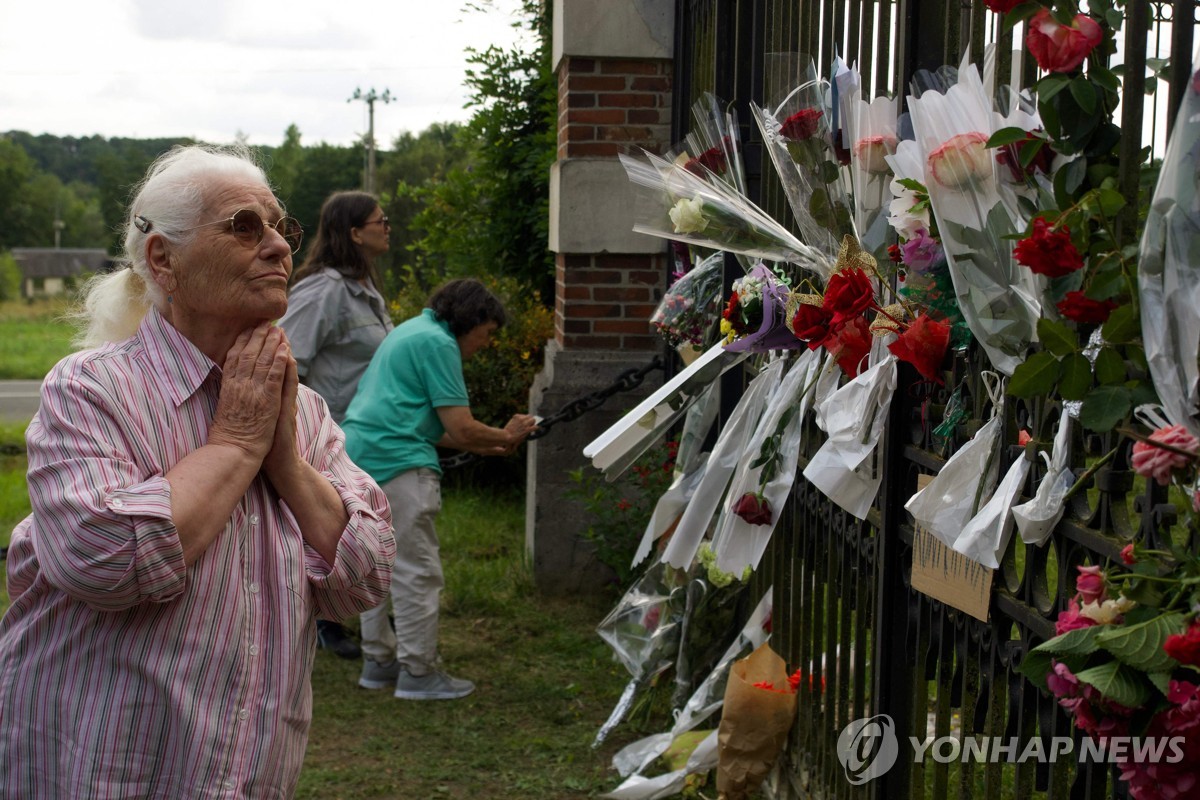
[348,87,393,194]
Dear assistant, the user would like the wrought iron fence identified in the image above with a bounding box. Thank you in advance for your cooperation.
[671,1,1200,798]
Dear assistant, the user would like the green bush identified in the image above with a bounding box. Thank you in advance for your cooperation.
[567,439,680,588]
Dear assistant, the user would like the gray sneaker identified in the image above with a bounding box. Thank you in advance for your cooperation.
[394,667,475,700]
[358,658,401,690]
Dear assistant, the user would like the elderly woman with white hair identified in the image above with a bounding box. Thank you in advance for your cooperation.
[0,144,395,797]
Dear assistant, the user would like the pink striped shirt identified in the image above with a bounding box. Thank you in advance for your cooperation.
[0,309,395,798]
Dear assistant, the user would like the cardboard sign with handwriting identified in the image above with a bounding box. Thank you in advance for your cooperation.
[909,475,994,622]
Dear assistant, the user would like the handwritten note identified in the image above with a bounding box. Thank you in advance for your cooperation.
[909,475,994,622]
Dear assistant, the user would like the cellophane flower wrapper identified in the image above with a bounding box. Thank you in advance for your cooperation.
[710,349,823,573]
[594,559,689,746]
[660,359,785,569]
[620,150,832,279]
[752,54,857,262]
[1138,53,1200,438]
[631,457,709,569]
[904,387,1004,551]
[841,77,900,253]
[803,339,897,519]
[906,64,1042,376]
[672,557,754,709]
[677,92,749,198]
[651,251,725,349]
[722,263,808,353]
[1013,410,1074,546]
[601,590,773,800]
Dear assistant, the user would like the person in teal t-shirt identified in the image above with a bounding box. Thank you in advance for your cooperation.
[341,278,538,700]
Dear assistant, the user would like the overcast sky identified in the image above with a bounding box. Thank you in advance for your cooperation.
[0,0,530,149]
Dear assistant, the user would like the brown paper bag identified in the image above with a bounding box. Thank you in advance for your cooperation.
[715,642,798,800]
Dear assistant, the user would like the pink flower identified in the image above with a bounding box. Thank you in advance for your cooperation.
[852,135,895,174]
[1018,429,1032,447]
[1120,543,1136,565]
[1131,424,1200,486]
[1075,565,1106,605]
[1026,10,1104,74]
[732,492,772,525]
[1046,660,1080,700]
[927,131,991,189]
[899,229,943,273]
[1055,597,1098,635]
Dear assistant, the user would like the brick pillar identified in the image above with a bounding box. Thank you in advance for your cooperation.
[528,0,674,595]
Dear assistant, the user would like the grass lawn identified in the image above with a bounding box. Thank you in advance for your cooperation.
[0,298,76,379]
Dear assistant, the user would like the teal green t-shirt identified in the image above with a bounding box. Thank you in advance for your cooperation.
[341,309,469,483]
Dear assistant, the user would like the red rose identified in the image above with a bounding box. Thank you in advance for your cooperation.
[1120,543,1136,565]
[887,244,903,263]
[779,108,823,141]
[1164,620,1200,667]
[995,130,1054,182]
[790,303,834,349]
[1027,9,1103,74]
[732,492,772,525]
[684,143,729,176]
[822,267,876,326]
[887,314,950,384]
[1056,291,1118,324]
[827,316,872,379]
[1013,217,1084,278]
[984,0,1022,12]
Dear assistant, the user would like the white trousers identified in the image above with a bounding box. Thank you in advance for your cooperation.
[360,468,443,674]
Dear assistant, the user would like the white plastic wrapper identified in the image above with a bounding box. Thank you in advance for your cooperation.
[631,458,710,569]
[583,342,748,481]
[601,589,773,800]
[953,454,1030,568]
[803,344,897,520]
[1013,411,1073,546]
[661,359,785,569]
[906,63,1042,376]
[1138,50,1200,438]
[905,414,1003,551]
[710,348,823,573]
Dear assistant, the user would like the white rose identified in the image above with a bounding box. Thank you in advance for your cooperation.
[853,135,896,175]
[669,197,708,234]
[927,131,991,190]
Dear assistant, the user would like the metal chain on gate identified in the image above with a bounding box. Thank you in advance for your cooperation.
[437,355,665,471]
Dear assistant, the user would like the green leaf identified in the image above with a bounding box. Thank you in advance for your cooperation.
[1037,74,1072,102]
[1008,351,1062,398]
[1105,8,1124,29]
[1090,65,1121,93]
[1031,624,1104,656]
[1017,649,1055,691]
[1079,385,1132,431]
[1075,661,1151,708]
[896,177,927,193]
[1038,318,1078,357]
[1094,612,1187,673]
[1059,354,1093,400]
[1147,671,1173,696]
[1102,304,1140,343]
[1062,155,1087,193]
[1087,264,1126,300]
[987,127,1031,148]
[1094,347,1127,385]
[1019,139,1047,169]
[1070,77,1098,114]
[1096,188,1127,217]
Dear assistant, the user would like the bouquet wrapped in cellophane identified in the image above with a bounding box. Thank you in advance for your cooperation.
[837,62,900,253]
[750,53,858,261]
[619,149,832,280]
[906,62,1043,376]
[671,92,749,198]
[651,251,725,351]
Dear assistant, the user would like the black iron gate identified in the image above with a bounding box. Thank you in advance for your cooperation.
[671,2,1199,798]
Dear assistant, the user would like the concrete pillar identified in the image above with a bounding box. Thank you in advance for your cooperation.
[528,0,675,595]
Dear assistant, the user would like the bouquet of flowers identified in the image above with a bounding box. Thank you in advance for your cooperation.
[650,251,725,350]
[719,262,806,353]
[620,149,832,279]
[674,92,748,198]
[906,63,1044,376]
[751,53,858,260]
[838,63,900,253]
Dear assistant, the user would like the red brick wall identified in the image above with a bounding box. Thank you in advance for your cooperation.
[554,55,673,350]
[556,57,672,160]
[554,253,667,351]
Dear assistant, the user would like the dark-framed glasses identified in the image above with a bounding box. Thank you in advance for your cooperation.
[361,215,390,229]
[135,209,304,254]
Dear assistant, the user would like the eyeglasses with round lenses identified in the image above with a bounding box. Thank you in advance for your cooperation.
[142,209,304,254]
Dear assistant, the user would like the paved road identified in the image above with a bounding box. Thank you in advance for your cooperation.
[0,380,41,424]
